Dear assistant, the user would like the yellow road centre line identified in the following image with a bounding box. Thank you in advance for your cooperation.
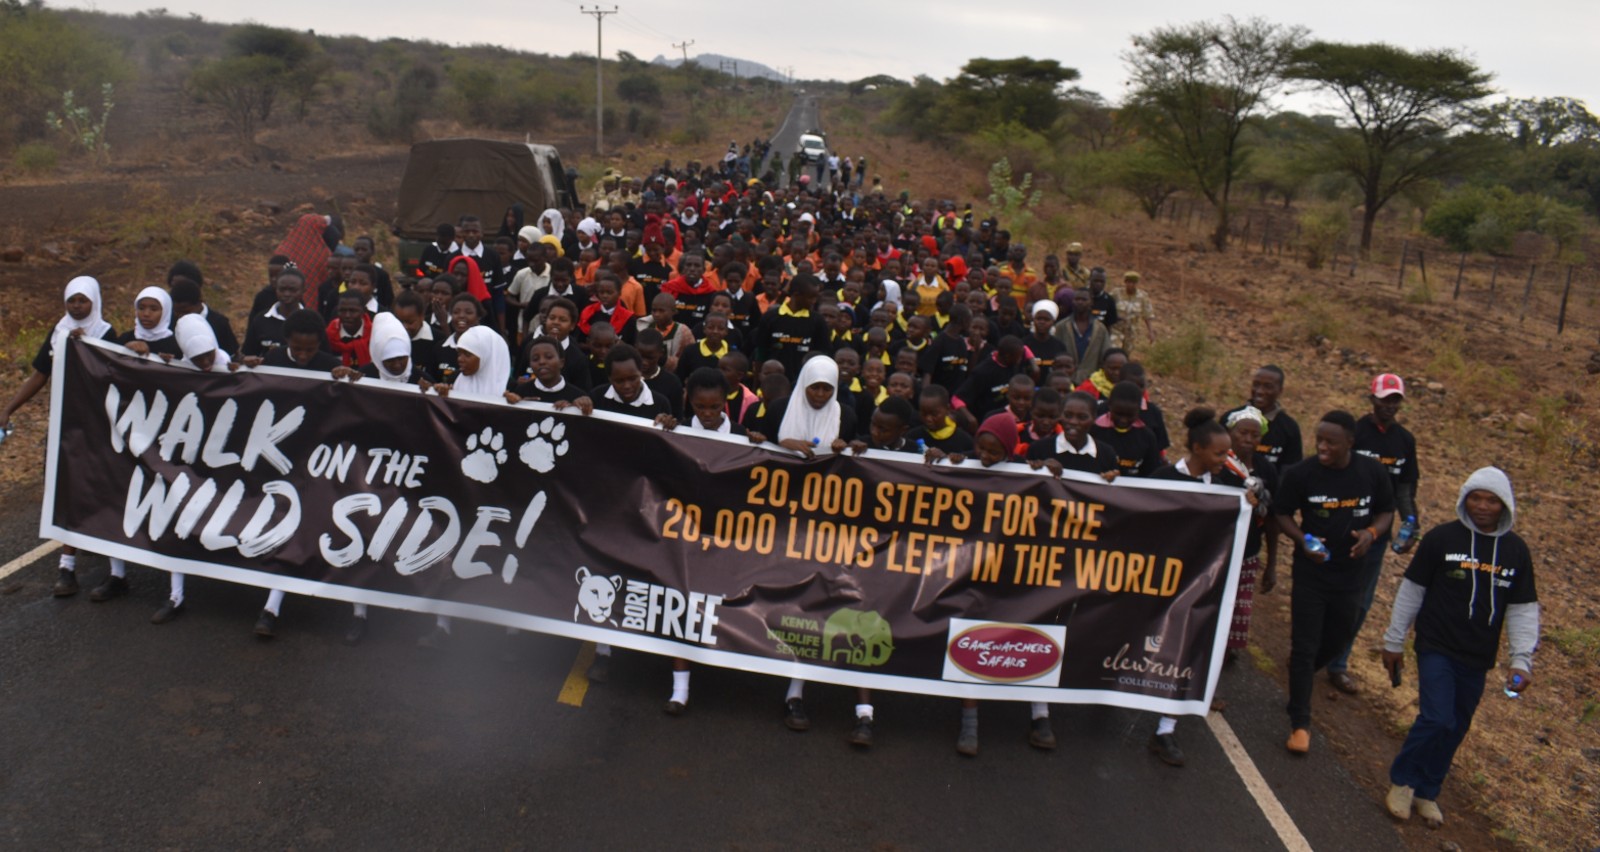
[557,642,597,707]
[1206,711,1313,852]
[0,542,61,583]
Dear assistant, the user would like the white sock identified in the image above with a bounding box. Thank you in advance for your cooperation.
[786,679,806,702]
[670,670,690,704]
[109,557,127,579]
[434,615,452,633]
[352,603,368,618]
[264,588,284,616]
[1031,702,1050,720]
[855,703,874,722]
[168,572,185,605]
[60,554,76,572]
[1157,716,1177,736]
[595,643,612,657]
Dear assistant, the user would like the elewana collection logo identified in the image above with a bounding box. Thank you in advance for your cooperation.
[1102,630,1194,694]
[942,618,1066,687]
[767,607,894,667]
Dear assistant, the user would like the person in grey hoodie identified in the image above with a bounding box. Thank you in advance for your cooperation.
[1380,466,1538,829]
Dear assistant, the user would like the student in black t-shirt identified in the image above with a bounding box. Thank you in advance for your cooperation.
[956,335,1030,421]
[1379,467,1537,827]
[1273,410,1394,755]
[1225,365,1302,467]
[1329,372,1423,693]
[1091,381,1163,477]
[755,274,829,382]
[909,384,975,462]
[1027,391,1120,480]
[920,304,971,393]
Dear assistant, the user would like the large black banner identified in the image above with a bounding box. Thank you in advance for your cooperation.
[45,339,1249,713]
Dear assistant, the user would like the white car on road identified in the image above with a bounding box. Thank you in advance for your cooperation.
[798,132,827,163]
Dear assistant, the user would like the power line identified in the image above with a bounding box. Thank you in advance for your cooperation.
[579,5,618,156]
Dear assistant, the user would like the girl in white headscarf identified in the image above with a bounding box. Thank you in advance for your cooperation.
[1,278,120,598]
[539,208,566,243]
[0,277,120,597]
[434,325,510,399]
[117,286,181,358]
[776,354,845,457]
[332,312,419,386]
[773,354,871,737]
[176,313,231,371]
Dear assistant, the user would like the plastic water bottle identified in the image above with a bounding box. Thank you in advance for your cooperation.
[0,424,10,448]
[1504,672,1526,699]
[810,437,821,447]
[1391,515,1418,553]
[1302,533,1330,560]
[916,439,927,453]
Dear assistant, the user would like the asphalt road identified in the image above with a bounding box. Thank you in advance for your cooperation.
[759,96,831,190]
[0,479,1406,851]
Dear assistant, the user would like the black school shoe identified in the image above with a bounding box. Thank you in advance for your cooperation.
[52,569,78,597]
[150,599,185,624]
[90,575,128,602]
[1029,717,1057,750]
[1149,733,1186,767]
[849,716,874,748]
[783,698,810,732]
[664,700,686,716]
[253,610,277,639]
[344,616,368,646]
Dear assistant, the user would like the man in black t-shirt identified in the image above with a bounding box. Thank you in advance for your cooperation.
[1328,373,1423,693]
[1379,466,1536,826]
[1272,410,1394,755]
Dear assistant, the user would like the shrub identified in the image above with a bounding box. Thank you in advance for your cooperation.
[1299,203,1350,269]
[14,140,58,174]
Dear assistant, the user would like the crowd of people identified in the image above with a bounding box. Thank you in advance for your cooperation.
[0,150,1538,827]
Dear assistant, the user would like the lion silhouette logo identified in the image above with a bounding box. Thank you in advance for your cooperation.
[574,567,622,625]
[822,608,895,667]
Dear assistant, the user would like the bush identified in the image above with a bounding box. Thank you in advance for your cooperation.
[616,73,662,107]
[626,107,660,138]
[1298,203,1350,269]
[14,140,57,174]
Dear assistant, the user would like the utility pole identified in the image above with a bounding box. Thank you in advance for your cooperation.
[579,5,617,156]
[672,39,694,67]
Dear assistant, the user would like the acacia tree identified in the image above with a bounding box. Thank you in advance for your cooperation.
[947,57,1079,134]
[1124,16,1306,250]
[1288,42,1493,254]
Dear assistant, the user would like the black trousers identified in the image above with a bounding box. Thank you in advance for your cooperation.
[1286,574,1362,728]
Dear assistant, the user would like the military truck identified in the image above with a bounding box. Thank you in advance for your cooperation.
[392,138,578,278]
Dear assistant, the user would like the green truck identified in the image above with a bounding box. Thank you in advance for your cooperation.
[392,138,579,278]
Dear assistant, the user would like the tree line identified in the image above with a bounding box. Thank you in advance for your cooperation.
[873,16,1600,260]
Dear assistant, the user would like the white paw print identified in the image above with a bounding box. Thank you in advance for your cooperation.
[461,427,508,483]
[519,417,569,473]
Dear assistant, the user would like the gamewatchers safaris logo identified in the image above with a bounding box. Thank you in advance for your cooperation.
[942,618,1066,687]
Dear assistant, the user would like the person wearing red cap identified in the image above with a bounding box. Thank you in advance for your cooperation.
[1326,373,1422,693]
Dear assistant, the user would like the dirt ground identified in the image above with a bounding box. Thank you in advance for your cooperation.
[2,103,1598,850]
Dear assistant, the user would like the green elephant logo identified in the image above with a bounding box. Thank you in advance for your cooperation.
[822,608,894,667]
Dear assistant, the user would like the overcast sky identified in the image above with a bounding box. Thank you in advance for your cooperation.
[64,0,1600,110]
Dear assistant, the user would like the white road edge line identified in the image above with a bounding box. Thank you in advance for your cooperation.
[0,541,61,583]
[1206,711,1314,852]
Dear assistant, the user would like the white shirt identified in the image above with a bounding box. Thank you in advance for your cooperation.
[1055,433,1098,456]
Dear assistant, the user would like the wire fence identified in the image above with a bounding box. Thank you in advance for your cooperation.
[1157,197,1600,341]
